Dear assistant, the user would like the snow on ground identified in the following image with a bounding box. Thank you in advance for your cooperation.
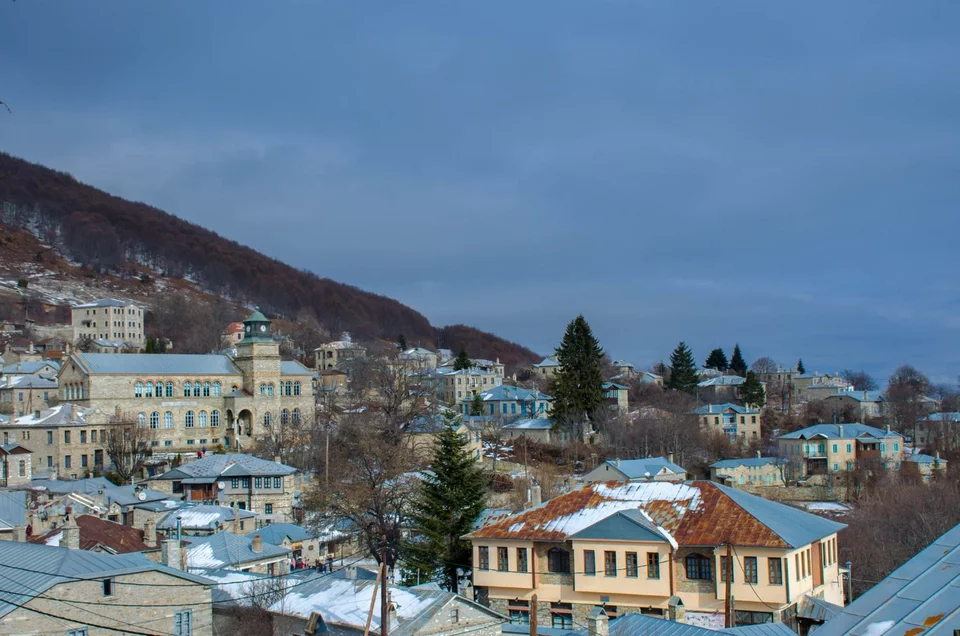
[799,502,852,515]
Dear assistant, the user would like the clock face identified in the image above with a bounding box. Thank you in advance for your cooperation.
[245,325,251,333]
[259,324,267,332]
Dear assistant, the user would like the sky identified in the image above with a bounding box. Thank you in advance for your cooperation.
[2,1,960,383]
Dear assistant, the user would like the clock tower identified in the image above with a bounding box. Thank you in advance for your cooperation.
[233,309,281,398]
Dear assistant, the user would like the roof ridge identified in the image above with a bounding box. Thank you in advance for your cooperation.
[699,481,790,548]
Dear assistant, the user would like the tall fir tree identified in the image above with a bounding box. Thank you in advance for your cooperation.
[730,344,747,377]
[549,315,605,425]
[666,341,698,393]
[401,414,487,593]
[397,334,407,351]
[796,358,806,374]
[470,393,485,416]
[453,344,472,371]
[705,348,728,371]
[738,370,766,407]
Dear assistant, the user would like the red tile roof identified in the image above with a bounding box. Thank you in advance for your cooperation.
[30,515,159,554]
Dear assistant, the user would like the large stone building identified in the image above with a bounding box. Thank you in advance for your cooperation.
[57,311,315,453]
[0,404,111,479]
[71,298,145,349]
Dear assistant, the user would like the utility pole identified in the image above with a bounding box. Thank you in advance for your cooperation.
[724,544,734,628]
[845,560,853,604]
[363,562,383,636]
[530,594,538,636]
[381,535,390,636]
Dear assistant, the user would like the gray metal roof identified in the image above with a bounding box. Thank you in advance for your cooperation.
[796,594,843,622]
[779,423,900,440]
[609,615,795,636]
[598,457,687,479]
[1,360,61,375]
[714,483,846,548]
[102,485,178,507]
[280,360,312,375]
[815,521,960,635]
[0,540,210,618]
[159,504,256,531]
[156,453,296,479]
[0,375,58,389]
[724,625,796,636]
[73,352,241,375]
[247,523,314,545]
[503,417,553,430]
[569,509,670,543]
[0,491,26,529]
[29,476,115,495]
[711,457,786,469]
[72,298,138,308]
[185,532,290,569]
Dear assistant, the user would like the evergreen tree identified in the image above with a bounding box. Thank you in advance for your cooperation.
[401,414,487,593]
[738,371,766,407]
[796,358,806,374]
[470,393,484,416]
[666,341,698,394]
[705,348,728,371]
[549,315,605,425]
[453,344,472,371]
[730,344,747,377]
[397,334,407,351]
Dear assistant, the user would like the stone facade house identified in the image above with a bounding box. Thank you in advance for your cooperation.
[0,374,58,417]
[313,339,367,371]
[71,298,145,349]
[532,357,561,379]
[157,504,258,536]
[465,480,845,628]
[818,390,885,423]
[442,368,503,404]
[0,404,112,479]
[461,385,553,419]
[710,456,787,488]
[583,457,686,483]
[185,531,291,575]
[692,403,762,444]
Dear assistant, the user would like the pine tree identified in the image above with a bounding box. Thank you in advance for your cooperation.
[666,341,698,393]
[401,414,487,593]
[453,344,472,371]
[705,348,728,371]
[730,344,747,377]
[738,371,766,407]
[796,359,806,374]
[397,334,407,351]
[549,315,605,425]
[470,393,484,416]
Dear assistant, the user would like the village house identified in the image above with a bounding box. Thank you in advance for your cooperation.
[399,346,440,369]
[71,298,145,349]
[791,372,847,402]
[158,504,259,536]
[442,368,503,404]
[1,358,61,378]
[461,385,553,419]
[710,456,787,488]
[98,483,181,527]
[902,452,948,482]
[316,368,349,393]
[696,375,749,403]
[147,453,299,521]
[185,531,291,575]
[405,413,483,462]
[583,457,687,483]
[244,522,331,564]
[0,404,112,479]
[777,423,904,484]
[465,480,845,628]
[57,311,315,454]
[602,382,629,413]
[692,403,761,444]
[313,337,367,371]
[532,357,561,379]
[818,389,885,423]
[501,418,568,445]
[0,539,213,636]
[912,411,959,448]
[440,356,506,377]
[0,443,32,487]
[0,374,57,416]
[221,321,244,348]
[30,513,164,560]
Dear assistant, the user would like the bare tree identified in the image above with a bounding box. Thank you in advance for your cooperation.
[750,357,778,374]
[243,575,289,612]
[841,369,878,391]
[886,365,930,443]
[104,418,156,484]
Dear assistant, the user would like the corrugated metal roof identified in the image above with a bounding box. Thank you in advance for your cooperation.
[246,523,314,545]
[796,594,843,622]
[29,476,115,494]
[693,403,758,415]
[598,457,686,479]
[534,357,560,368]
[480,385,553,402]
[0,491,26,529]
[158,504,256,531]
[610,614,717,636]
[185,532,290,569]
[0,375,58,389]
[711,457,786,469]
[778,423,900,440]
[815,521,960,636]
[1,360,60,375]
[280,360,312,375]
[698,375,745,387]
[73,352,242,375]
[504,417,553,430]
[724,624,796,636]
[72,298,138,308]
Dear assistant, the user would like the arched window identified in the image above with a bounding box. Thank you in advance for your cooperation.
[135,382,144,398]
[685,554,712,581]
[292,408,301,425]
[144,382,153,398]
[166,382,174,397]
[203,382,211,397]
[260,383,266,396]
[183,382,192,397]
[137,412,147,428]
[213,382,221,397]
[285,381,293,396]
[211,410,221,427]
[150,412,160,429]
[281,409,290,426]
[263,412,272,427]
[164,412,174,429]
[193,382,201,397]
[198,411,208,428]
[185,411,195,428]
[231,385,239,393]
[293,381,301,396]
[267,384,274,397]
[547,548,570,574]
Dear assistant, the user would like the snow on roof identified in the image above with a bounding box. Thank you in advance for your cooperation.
[13,404,95,427]
[533,357,560,368]
[697,375,746,387]
[72,298,139,309]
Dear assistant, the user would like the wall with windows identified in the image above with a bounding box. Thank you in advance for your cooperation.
[71,302,145,347]
[571,539,671,598]
[778,436,904,477]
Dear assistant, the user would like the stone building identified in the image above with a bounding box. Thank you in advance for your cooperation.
[442,368,503,404]
[313,337,367,371]
[0,443,32,488]
[0,404,112,479]
[0,374,57,417]
[71,298,145,349]
[57,311,315,453]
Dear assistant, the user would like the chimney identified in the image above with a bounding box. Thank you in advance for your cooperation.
[838,424,844,438]
[251,533,263,554]
[667,452,675,465]
[274,456,281,464]
[12,526,26,543]
[590,609,609,636]
[756,450,761,458]
[160,538,181,570]
[143,518,157,548]
[344,565,357,580]
[886,424,891,435]
[61,509,80,550]
[231,515,241,534]
[530,483,542,507]
[668,596,685,623]
[615,458,621,467]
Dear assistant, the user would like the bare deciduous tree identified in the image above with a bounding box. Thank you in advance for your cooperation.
[104,418,156,484]
[750,357,778,374]
[886,365,930,442]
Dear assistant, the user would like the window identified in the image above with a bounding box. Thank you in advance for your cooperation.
[720,556,734,583]
[231,478,239,488]
[166,381,174,397]
[135,381,143,398]
[47,431,53,444]
[881,443,886,453]
[137,412,147,428]
[103,578,114,596]
[584,550,596,576]
[185,411,195,428]
[260,383,266,395]
[294,381,301,396]
[551,603,573,630]
[193,382,201,397]
[547,547,570,573]
[203,382,210,397]
[795,554,801,580]
[647,552,659,579]
[213,382,221,397]
[894,442,900,452]
[767,557,783,584]
[846,443,852,452]
[18,461,25,477]
[150,412,160,429]
[274,477,282,489]
[832,444,838,453]
[807,549,812,576]
[517,548,528,573]
[64,455,72,468]
[241,478,250,488]
[164,412,174,429]
[744,556,758,584]
[292,408,301,425]
[184,381,192,397]
[498,547,509,571]
[604,551,617,577]
[508,600,529,625]
[263,412,272,427]
[478,546,489,570]
[164,440,173,447]
[81,455,88,468]
[267,384,274,397]
[735,611,774,626]
[686,553,712,580]
[186,439,195,445]
[198,411,208,428]
[264,503,273,515]
[68,629,88,636]
[211,410,220,427]
[145,382,153,398]
[80,430,87,444]
[174,610,192,636]
[285,381,292,396]
[281,409,290,425]
[64,430,71,444]
[255,477,263,488]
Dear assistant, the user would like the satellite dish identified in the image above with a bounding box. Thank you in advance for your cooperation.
[137,491,147,501]
[217,481,227,490]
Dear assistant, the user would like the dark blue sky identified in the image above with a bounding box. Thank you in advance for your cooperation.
[3,2,960,382]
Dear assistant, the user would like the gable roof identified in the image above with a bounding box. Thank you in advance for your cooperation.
[815,521,960,636]
[595,457,686,479]
[158,504,257,531]
[821,390,885,403]
[246,523,314,545]
[72,298,138,309]
[29,476,115,494]
[71,352,242,376]
[280,360,312,376]
[0,375,58,389]
[608,614,796,636]
[155,453,296,480]
[0,491,27,529]
[533,357,560,368]
[711,457,786,469]
[185,532,290,569]
[1,360,60,375]
[465,480,844,549]
[480,385,553,402]
[697,375,745,387]
[569,509,673,545]
[101,484,177,508]
[602,382,629,390]
[778,423,900,441]
[692,403,758,416]
[504,417,553,431]
[30,515,157,554]
[12,403,97,428]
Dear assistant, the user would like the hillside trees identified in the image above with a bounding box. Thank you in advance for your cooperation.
[453,344,472,371]
[729,344,747,377]
[738,371,766,407]
[705,348,728,372]
[549,315,605,426]
[666,342,698,394]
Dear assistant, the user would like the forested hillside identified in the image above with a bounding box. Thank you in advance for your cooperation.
[0,152,540,370]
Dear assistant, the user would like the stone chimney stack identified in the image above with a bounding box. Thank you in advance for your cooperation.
[589,609,609,636]
[667,452,675,464]
[756,450,762,458]
[344,565,357,580]
[61,508,80,550]
[529,483,542,507]
[251,533,263,554]
[12,526,27,543]
[143,518,157,548]
[160,538,181,570]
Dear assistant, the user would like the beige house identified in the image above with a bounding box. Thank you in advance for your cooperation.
[696,375,752,403]
[0,443,32,487]
[71,298,145,349]
[792,372,847,401]
[777,423,904,484]
[583,457,686,483]
[440,357,506,378]
[819,390,884,422]
[466,480,845,627]
[400,346,439,369]
[313,337,367,371]
[0,539,213,636]
[532,357,561,379]
[442,368,503,403]
[0,374,57,417]
[602,382,629,413]
[710,456,787,488]
[692,403,761,444]
[57,311,315,454]
[405,414,483,462]
[0,404,112,479]
[221,321,244,347]
[902,452,948,482]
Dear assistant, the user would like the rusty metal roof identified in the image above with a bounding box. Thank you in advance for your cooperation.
[465,480,842,549]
